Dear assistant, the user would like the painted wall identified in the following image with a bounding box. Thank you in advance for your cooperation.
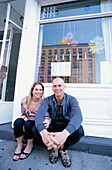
[11,0,112,138]
[0,102,13,124]
[43,83,112,138]
[12,0,41,123]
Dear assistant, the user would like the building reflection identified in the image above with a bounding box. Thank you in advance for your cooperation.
[38,39,96,83]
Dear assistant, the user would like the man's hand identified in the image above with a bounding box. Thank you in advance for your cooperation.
[40,129,59,150]
[49,129,70,149]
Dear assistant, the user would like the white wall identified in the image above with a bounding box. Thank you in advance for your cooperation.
[43,83,112,138]
[12,0,41,124]
[0,102,13,124]
[12,0,112,138]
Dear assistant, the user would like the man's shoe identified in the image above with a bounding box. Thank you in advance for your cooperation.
[49,148,58,164]
[59,150,71,168]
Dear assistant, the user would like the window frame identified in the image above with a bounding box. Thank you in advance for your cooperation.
[37,0,112,86]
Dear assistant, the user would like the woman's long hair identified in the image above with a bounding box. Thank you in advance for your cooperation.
[26,82,44,109]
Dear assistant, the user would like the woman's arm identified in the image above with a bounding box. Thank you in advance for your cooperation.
[21,97,28,121]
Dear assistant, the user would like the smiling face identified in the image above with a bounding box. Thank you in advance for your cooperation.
[32,84,43,100]
[52,78,66,101]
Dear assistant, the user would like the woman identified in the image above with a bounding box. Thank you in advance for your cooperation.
[13,82,50,161]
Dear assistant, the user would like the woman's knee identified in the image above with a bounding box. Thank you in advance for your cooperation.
[13,118,25,138]
[24,120,34,130]
[14,118,24,128]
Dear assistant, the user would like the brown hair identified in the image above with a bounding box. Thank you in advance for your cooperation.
[26,82,44,108]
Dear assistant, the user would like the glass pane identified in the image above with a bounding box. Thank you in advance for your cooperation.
[0,2,8,30]
[36,18,112,84]
[41,0,101,20]
[10,6,23,28]
[5,31,21,101]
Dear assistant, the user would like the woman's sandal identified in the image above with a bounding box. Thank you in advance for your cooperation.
[13,152,21,161]
[19,151,31,160]
[59,150,71,168]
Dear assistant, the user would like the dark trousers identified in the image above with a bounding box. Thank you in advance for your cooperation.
[14,118,35,139]
[33,124,84,151]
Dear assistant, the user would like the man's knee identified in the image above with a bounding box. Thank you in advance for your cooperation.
[77,125,84,138]
[32,126,44,145]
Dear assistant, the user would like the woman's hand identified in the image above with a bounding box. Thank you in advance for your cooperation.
[43,117,51,129]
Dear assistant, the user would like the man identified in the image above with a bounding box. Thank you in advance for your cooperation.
[33,77,84,167]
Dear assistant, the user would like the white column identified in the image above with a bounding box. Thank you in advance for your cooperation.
[12,0,41,125]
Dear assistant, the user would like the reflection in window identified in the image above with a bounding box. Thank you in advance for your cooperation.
[52,76,56,81]
[78,70,82,75]
[78,77,82,83]
[41,0,101,19]
[88,62,92,68]
[72,48,76,54]
[41,57,45,62]
[72,77,77,83]
[65,56,69,62]
[48,57,52,62]
[66,49,69,54]
[88,77,93,83]
[78,48,82,54]
[65,77,69,83]
[41,63,44,68]
[49,50,52,55]
[40,76,44,82]
[72,56,77,61]
[60,49,64,54]
[88,69,93,75]
[88,48,91,54]
[60,56,64,61]
[42,50,45,55]
[88,55,92,60]
[48,63,51,68]
[78,62,82,68]
[79,56,82,61]
[47,69,51,75]
[72,63,77,68]
[40,69,44,75]
[53,56,57,62]
[72,69,77,75]
[54,49,57,54]
[37,2,112,84]
[47,77,51,82]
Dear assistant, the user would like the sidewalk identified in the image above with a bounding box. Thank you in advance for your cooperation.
[0,123,112,170]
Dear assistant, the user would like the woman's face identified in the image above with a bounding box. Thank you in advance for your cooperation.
[32,84,43,99]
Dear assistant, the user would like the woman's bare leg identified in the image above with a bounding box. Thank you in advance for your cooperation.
[19,138,34,159]
[13,136,23,161]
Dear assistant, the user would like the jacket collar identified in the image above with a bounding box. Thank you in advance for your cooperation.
[53,93,66,104]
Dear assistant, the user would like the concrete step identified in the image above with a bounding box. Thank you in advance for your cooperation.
[0,123,112,157]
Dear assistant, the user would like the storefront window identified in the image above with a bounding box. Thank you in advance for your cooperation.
[0,30,9,100]
[41,0,101,20]
[36,0,112,84]
[0,2,24,101]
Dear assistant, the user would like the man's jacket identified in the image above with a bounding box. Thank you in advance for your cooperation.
[35,93,83,134]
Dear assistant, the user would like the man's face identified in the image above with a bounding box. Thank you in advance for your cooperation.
[52,78,66,100]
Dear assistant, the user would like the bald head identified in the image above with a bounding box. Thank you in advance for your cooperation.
[52,77,64,85]
[52,77,66,101]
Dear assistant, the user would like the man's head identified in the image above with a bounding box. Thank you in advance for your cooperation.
[52,77,66,101]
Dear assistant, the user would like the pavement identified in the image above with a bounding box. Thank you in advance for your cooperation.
[0,123,112,170]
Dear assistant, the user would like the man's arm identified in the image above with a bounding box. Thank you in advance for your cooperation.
[35,98,49,133]
[65,96,83,135]
[40,129,59,150]
[35,98,59,149]
[49,129,70,149]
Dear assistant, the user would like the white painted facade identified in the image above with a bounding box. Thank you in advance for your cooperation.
[0,0,112,138]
